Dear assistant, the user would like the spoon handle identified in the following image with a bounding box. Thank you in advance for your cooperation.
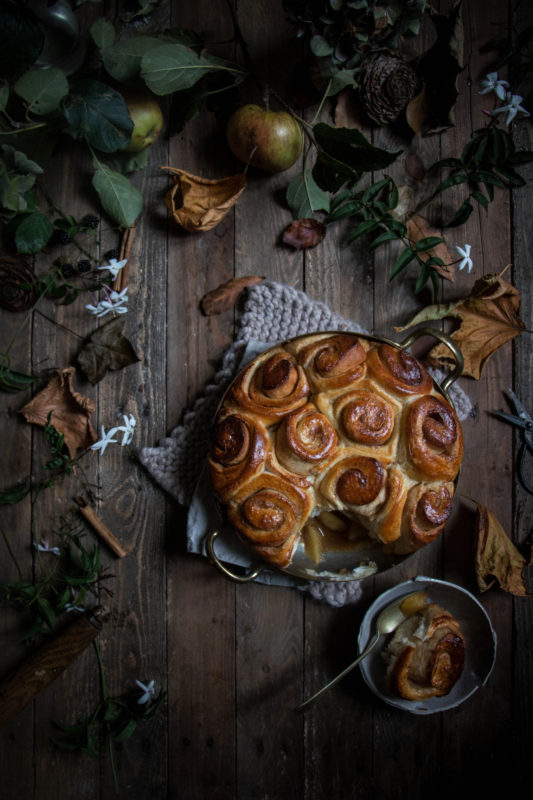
[295,633,380,714]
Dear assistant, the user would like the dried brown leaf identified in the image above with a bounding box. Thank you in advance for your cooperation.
[474,502,532,596]
[163,167,246,233]
[200,276,263,316]
[282,218,326,251]
[406,215,454,281]
[405,82,431,135]
[20,367,97,457]
[333,87,363,130]
[77,317,140,385]
[395,269,525,378]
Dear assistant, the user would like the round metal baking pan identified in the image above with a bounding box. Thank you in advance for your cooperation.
[206,327,464,584]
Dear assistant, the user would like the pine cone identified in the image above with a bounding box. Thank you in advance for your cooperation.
[360,55,422,125]
[0,255,39,311]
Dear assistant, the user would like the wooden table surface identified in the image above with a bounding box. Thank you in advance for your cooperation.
[1,1,532,798]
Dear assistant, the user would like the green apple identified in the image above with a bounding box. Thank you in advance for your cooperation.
[226,104,303,172]
[122,89,163,153]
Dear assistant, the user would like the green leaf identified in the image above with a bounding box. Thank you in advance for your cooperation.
[369,230,399,250]
[437,172,468,192]
[390,247,416,279]
[14,68,68,115]
[286,170,330,219]
[14,212,53,253]
[347,219,379,242]
[0,481,30,505]
[141,43,236,95]
[313,123,401,172]
[36,597,57,632]
[90,17,115,49]
[414,236,445,251]
[327,199,362,221]
[310,34,334,57]
[113,717,137,742]
[62,79,133,154]
[494,165,526,187]
[92,164,143,228]
[312,151,358,193]
[471,169,507,188]
[102,35,162,82]
[433,157,462,169]
[0,368,37,393]
[108,146,151,175]
[362,177,390,204]
[309,58,358,97]
[472,190,488,211]
[447,199,473,228]
[508,150,533,165]
[414,263,430,295]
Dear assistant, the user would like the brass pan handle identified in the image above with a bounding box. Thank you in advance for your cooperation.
[398,327,464,394]
[206,530,266,584]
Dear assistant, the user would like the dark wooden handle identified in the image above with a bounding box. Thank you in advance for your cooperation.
[0,609,103,728]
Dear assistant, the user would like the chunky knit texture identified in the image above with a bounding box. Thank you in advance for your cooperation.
[140,281,472,607]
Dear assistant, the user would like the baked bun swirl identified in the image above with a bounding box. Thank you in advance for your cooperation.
[390,482,454,554]
[208,411,269,502]
[275,404,338,475]
[289,333,367,391]
[404,396,463,481]
[319,454,387,515]
[385,603,466,700]
[226,473,312,567]
[229,348,309,423]
[366,343,433,397]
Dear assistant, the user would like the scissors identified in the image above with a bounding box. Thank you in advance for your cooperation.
[492,388,533,494]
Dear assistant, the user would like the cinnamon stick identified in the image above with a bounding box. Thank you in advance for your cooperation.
[75,498,127,558]
[112,224,136,293]
[0,608,105,728]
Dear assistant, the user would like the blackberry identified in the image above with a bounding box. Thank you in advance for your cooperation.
[78,259,92,273]
[61,262,75,277]
[81,214,100,230]
[51,229,73,246]
[105,248,120,260]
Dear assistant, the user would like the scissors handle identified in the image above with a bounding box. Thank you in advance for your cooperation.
[517,442,533,494]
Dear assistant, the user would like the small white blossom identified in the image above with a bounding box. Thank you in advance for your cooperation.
[35,539,60,555]
[98,258,127,280]
[491,92,530,125]
[86,287,129,318]
[135,679,156,705]
[65,602,84,613]
[479,71,509,100]
[456,244,473,273]
[90,424,119,455]
[116,413,136,446]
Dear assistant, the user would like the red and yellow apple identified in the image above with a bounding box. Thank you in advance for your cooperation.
[226,104,303,172]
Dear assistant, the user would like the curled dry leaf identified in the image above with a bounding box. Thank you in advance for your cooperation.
[200,276,263,316]
[163,167,246,233]
[20,367,97,457]
[395,269,525,378]
[77,317,140,385]
[282,218,326,251]
[474,502,532,596]
[407,214,454,281]
[333,87,363,130]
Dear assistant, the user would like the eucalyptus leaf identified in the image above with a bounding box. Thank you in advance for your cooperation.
[108,147,151,175]
[62,80,133,154]
[310,34,334,57]
[286,170,330,219]
[92,164,143,228]
[14,68,69,115]
[90,17,115,49]
[102,35,162,82]
[14,212,53,253]
[141,43,238,95]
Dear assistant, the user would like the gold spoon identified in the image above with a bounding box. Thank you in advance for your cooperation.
[295,591,426,713]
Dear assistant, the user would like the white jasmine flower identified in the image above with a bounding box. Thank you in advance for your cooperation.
[116,413,136,446]
[456,244,473,272]
[90,424,119,454]
[98,258,127,279]
[135,679,156,705]
[479,71,509,100]
[35,539,60,555]
[86,287,129,318]
[491,93,530,125]
[65,602,84,613]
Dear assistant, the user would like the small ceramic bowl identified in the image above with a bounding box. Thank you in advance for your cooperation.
[357,576,497,715]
